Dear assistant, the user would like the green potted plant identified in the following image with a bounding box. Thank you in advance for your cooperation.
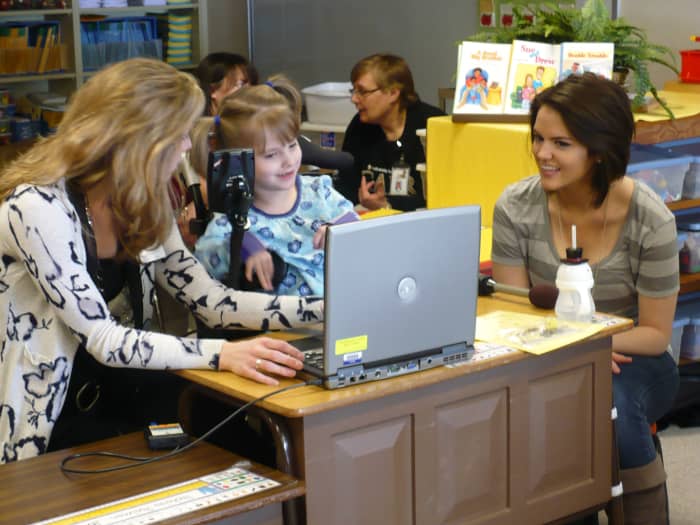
[466,0,679,118]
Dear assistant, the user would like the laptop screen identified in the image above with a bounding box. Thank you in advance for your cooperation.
[322,205,481,377]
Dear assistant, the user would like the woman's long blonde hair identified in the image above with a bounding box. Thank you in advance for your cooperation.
[190,79,299,179]
[0,58,204,258]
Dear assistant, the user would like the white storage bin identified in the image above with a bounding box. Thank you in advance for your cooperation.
[678,223,700,273]
[671,317,689,364]
[680,317,700,360]
[626,144,691,203]
[677,230,688,254]
[656,138,700,199]
[302,82,356,126]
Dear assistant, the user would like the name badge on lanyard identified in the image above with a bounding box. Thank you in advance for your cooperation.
[389,139,410,196]
[390,164,410,196]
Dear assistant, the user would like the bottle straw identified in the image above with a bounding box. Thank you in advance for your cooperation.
[571,224,577,249]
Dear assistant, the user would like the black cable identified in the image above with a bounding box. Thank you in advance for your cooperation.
[59,377,323,474]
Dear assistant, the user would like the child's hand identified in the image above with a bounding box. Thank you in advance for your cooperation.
[313,224,328,249]
[359,175,388,210]
[245,251,275,291]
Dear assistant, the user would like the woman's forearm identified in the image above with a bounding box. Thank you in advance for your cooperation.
[612,325,670,356]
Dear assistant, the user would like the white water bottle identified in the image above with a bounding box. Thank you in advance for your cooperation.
[555,226,595,322]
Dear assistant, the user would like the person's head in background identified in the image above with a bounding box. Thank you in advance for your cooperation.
[349,53,419,127]
[190,81,301,198]
[0,58,203,258]
[195,52,259,116]
[265,74,303,124]
[529,72,634,208]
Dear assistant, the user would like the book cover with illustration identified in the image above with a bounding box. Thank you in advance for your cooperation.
[452,41,513,114]
[503,40,560,114]
[558,41,615,81]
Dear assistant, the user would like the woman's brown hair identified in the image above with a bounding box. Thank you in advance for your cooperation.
[350,53,419,109]
[530,73,634,207]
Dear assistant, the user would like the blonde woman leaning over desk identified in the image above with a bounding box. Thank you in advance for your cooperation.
[0,58,322,464]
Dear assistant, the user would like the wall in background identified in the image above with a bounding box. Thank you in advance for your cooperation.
[617,0,694,89]
[247,0,612,107]
[250,0,474,106]
[206,0,249,58]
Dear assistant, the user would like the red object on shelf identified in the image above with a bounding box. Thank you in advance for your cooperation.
[680,50,700,83]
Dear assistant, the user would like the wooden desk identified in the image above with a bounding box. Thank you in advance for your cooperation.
[0,432,304,525]
[177,296,631,525]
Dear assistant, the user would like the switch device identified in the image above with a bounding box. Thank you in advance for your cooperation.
[145,423,190,450]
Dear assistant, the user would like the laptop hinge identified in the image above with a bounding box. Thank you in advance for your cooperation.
[442,342,469,356]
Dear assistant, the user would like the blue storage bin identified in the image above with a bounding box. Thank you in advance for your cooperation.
[627,144,692,203]
[655,137,700,199]
[80,17,162,71]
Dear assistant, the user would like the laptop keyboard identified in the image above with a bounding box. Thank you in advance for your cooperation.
[303,349,324,370]
[291,337,324,371]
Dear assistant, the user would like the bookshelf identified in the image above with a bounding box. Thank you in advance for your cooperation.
[0,2,208,103]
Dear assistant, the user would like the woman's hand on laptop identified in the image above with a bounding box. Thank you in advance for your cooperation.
[219,337,305,386]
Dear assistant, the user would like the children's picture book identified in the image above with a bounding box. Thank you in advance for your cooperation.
[558,41,615,81]
[504,39,560,114]
[452,41,513,115]
[453,39,614,120]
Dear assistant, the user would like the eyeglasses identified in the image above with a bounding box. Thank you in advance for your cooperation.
[349,87,381,98]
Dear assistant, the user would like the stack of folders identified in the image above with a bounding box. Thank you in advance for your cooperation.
[166,12,192,67]
[0,22,63,75]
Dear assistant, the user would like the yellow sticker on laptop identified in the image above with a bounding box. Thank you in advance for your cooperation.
[335,335,367,355]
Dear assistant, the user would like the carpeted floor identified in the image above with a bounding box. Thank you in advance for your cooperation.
[598,424,700,524]
[658,424,700,524]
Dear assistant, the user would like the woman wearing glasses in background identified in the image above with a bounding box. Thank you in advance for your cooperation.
[338,53,445,212]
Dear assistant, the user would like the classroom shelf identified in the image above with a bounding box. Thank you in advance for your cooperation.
[78,4,199,15]
[0,9,72,17]
[0,1,208,161]
[668,198,700,212]
[680,273,700,296]
[0,72,76,83]
[0,1,207,90]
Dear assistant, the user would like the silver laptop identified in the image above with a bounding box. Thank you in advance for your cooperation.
[294,205,481,389]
